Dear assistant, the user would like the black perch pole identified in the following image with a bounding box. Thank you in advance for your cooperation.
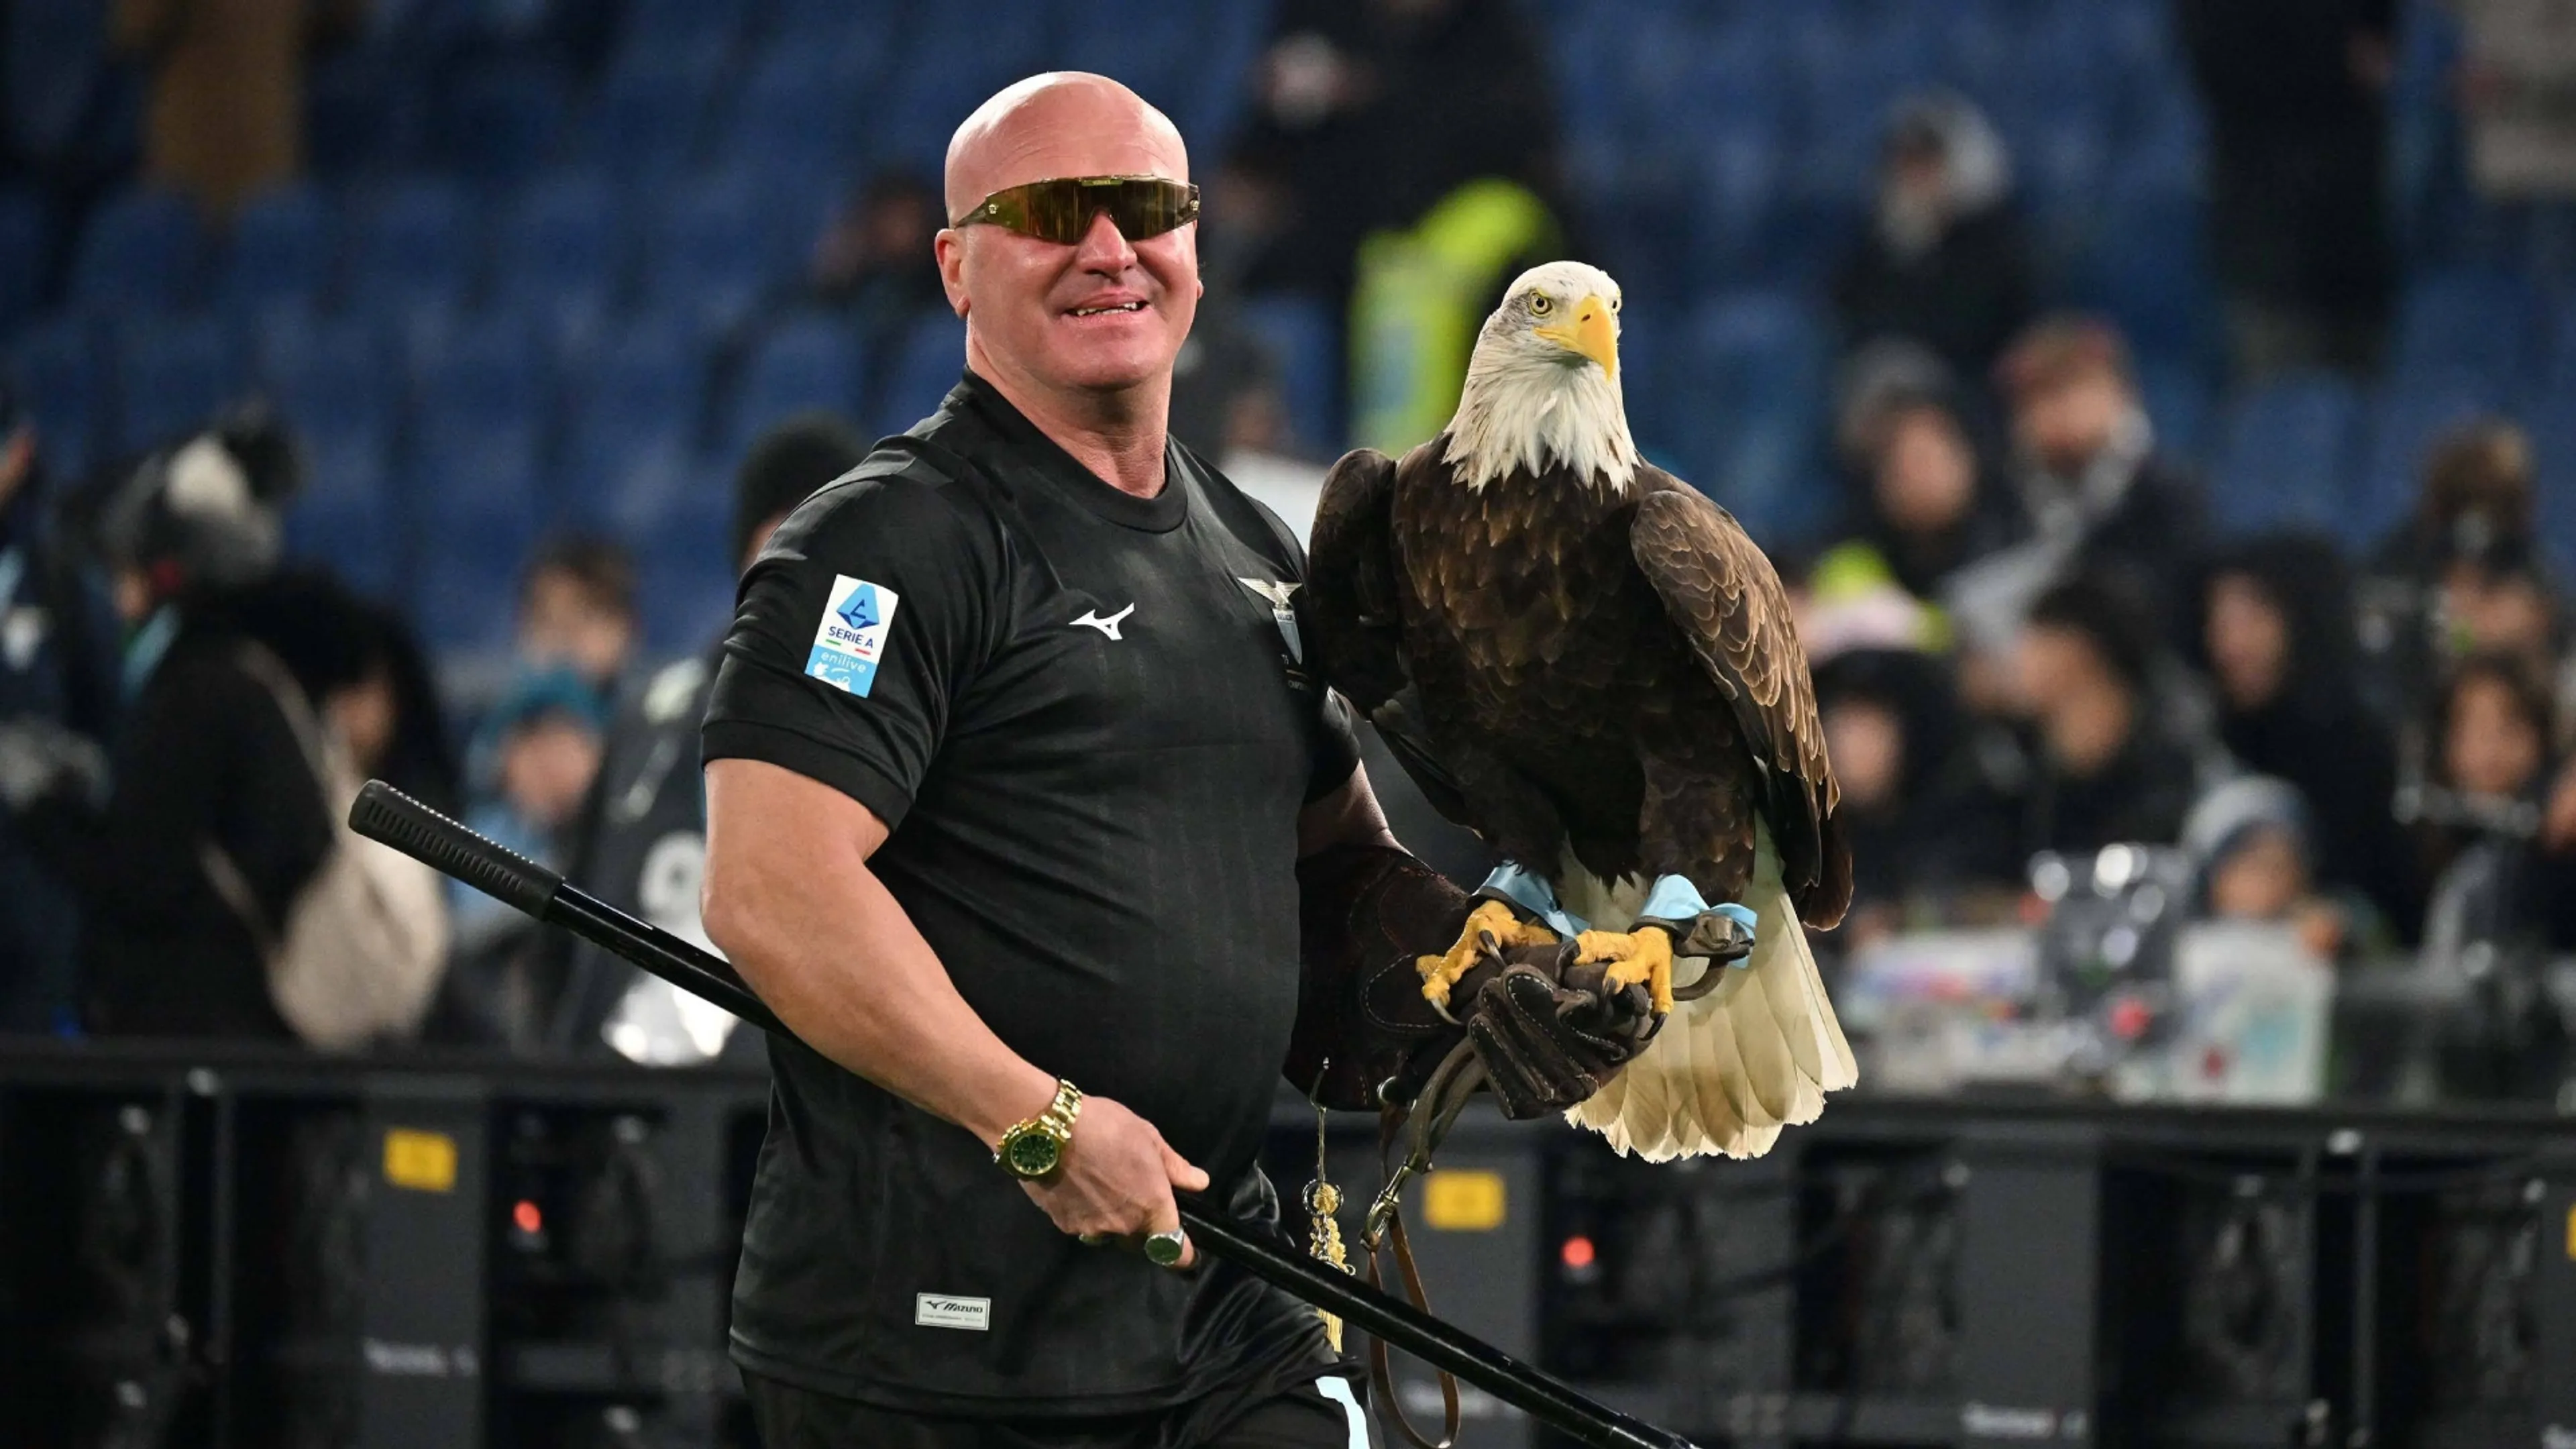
[348,780,1697,1449]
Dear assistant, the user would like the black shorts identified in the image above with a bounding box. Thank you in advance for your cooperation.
[741,1369,1372,1449]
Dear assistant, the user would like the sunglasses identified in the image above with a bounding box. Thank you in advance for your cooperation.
[949,174,1201,245]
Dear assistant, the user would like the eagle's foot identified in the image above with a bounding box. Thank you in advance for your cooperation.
[1576,926,1677,1014]
[1419,900,1558,1012]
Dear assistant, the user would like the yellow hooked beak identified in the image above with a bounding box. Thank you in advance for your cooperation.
[1535,294,1618,380]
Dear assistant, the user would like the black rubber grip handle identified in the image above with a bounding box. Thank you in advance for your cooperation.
[350,779,561,919]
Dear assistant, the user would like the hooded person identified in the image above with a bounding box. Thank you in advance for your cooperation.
[2194,533,2417,938]
[1831,91,2039,380]
[6,409,379,1038]
[1819,339,2025,604]
[1811,646,2023,927]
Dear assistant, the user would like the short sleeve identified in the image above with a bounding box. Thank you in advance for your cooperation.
[701,474,1004,830]
[1237,495,1362,804]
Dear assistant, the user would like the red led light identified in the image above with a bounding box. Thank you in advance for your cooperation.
[1560,1235,1596,1271]
[512,1199,543,1235]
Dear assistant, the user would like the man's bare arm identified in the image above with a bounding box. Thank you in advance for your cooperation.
[700,757,1206,1257]
[1296,760,1399,859]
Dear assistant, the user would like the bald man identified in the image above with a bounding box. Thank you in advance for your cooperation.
[698,74,1438,1447]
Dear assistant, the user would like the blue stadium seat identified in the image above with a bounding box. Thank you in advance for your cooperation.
[414,486,541,651]
[217,182,333,322]
[873,312,967,439]
[1236,295,1339,455]
[284,443,398,597]
[641,174,778,336]
[409,314,551,510]
[769,0,901,44]
[718,44,859,179]
[258,314,396,524]
[729,312,864,457]
[2358,369,2507,545]
[578,49,720,179]
[2208,372,2363,533]
[346,179,478,329]
[619,0,742,56]
[0,188,47,331]
[1175,0,1275,146]
[1669,290,1829,542]
[869,2,1056,172]
[2137,356,2214,466]
[6,315,102,483]
[490,171,625,346]
[305,51,426,179]
[113,315,242,454]
[631,482,740,651]
[4,0,112,167]
[1686,126,1786,283]
[441,60,572,186]
[2075,174,2209,364]
[2392,269,2542,390]
[68,186,207,315]
[559,313,708,515]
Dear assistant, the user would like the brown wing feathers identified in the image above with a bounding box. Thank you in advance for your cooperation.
[1628,472,1851,928]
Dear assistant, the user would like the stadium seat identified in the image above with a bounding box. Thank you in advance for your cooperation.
[345,179,479,331]
[0,189,48,331]
[2208,372,2363,533]
[559,313,708,517]
[305,51,423,179]
[2392,269,2542,390]
[113,315,241,454]
[2358,369,2509,545]
[258,314,395,484]
[578,49,721,179]
[1669,290,1829,542]
[284,443,398,598]
[413,484,541,651]
[728,312,865,458]
[631,482,741,652]
[717,44,860,180]
[217,182,333,322]
[2076,174,2209,365]
[1236,294,1340,456]
[1686,126,1786,284]
[872,312,967,439]
[490,171,626,347]
[6,315,102,484]
[68,186,207,315]
[640,174,778,337]
[618,0,742,57]
[3,0,112,168]
[409,314,551,511]
[2136,356,2214,466]
[441,60,572,187]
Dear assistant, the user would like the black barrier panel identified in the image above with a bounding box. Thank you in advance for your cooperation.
[1,1044,2574,1449]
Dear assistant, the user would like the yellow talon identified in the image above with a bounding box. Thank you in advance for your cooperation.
[1417,900,1558,1009]
[1576,928,1676,1014]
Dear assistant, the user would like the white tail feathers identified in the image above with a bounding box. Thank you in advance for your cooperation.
[1560,826,1858,1161]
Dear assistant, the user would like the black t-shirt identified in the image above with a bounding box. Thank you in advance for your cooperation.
[701,372,1361,1415]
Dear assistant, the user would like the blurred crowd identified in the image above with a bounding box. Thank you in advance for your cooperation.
[0,0,2569,1102]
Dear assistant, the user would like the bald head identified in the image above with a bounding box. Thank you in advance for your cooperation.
[944,72,1189,221]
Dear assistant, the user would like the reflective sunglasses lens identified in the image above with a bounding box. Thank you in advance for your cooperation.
[979,179,1197,243]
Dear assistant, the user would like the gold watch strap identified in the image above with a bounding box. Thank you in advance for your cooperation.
[998,1078,1083,1158]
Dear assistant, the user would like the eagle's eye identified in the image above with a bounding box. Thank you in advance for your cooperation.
[1609,297,1621,312]
[1528,293,1554,316]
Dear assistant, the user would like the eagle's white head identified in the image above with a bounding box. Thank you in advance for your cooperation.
[1442,260,1640,493]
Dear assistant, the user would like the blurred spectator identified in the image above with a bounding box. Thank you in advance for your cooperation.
[2194,535,2418,936]
[1949,317,2209,661]
[551,415,869,1060]
[433,667,606,1048]
[1820,343,2021,604]
[2178,0,2399,378]
[2182,775,2378,957]
[113,0,367,219]
[11,416,431,1040]
[0,385,121,1034]
[1830,92,2037,381]
[2455,0,2576,197]
[2359,419,2544,714]
[515,533,636,700]
[2414,651,2575,1099]
[1814,648,2020,943]
[812,169,948,351]
[2006,576,2211,861]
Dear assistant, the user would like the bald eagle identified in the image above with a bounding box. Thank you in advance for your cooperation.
[1307,260,1856,1161]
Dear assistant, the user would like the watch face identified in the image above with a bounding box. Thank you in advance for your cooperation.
[1005,1131,1062,1178]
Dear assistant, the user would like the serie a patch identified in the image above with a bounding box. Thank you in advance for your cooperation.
[806,575,900,697]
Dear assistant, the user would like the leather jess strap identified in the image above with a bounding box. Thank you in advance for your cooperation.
[1366,1106,1461,1449]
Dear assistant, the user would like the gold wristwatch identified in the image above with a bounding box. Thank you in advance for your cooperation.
[995,1078,1083,1180]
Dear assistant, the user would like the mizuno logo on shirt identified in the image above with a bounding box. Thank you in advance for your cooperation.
[914,1293,991,1331]
[1071,604,1135,640]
